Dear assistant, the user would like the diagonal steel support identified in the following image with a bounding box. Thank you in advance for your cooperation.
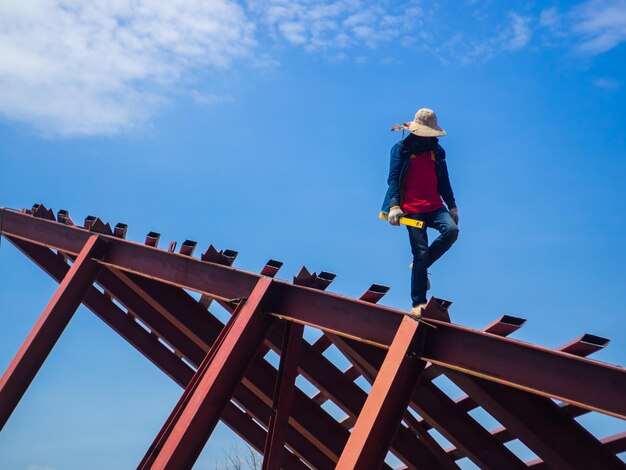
[263,321,304,470]
[0,234,105,430]
[337,316,427,470]
[119,273,407,467]
[8,238,312,468]
[141,276,276,470]
[92,272,346,467]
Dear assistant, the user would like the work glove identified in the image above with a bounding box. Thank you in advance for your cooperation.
[449,207,459,225]
[388,206,403,226]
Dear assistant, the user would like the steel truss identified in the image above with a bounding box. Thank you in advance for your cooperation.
[1,204,625,469]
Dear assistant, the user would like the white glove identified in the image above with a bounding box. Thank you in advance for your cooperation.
[388,206,403,226]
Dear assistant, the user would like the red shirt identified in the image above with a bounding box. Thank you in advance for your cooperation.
[401,151,444,214]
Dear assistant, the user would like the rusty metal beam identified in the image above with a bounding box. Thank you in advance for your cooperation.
[143,277,276,469]
[263,322,304,470]
[0,235,104,431]
[337,317,427,470]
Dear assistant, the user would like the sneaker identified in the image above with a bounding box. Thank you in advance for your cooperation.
[410,303,427,319]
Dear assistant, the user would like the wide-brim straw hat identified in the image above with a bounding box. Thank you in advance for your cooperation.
[408,108,446,137]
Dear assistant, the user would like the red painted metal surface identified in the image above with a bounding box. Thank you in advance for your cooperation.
[337,316,426,470]
[126,271,436,468]
[2,206,626,468]
[0,235,104,430]
[6,208,624,415]
[442,369,624,468]
[263,321,304,470]
[331,335,527,469]
[6,239,311,468]
[421,321,626,419]
[146,277,276,469]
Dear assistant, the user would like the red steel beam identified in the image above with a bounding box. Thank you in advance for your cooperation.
[139,298,248,469]
[419,314,526,430]
[337,316,427,470]
[97,275,357,467]
[5,238,311,469]
[440,369,624,468]
[126,274,433,468]
[232,386,336,469]
[4,209,625,419]
[118,276,354,466]
[602,432,626,455]
[420,321,626,419]
[331,335,527,469]
[442,324,616,462]
[146,277,276,469]
[527,433,626,468]
[262,328,456,468]
[263,321,304,470]
[4,212,624,462]
[432,320,622,468]
[0,234,105,430]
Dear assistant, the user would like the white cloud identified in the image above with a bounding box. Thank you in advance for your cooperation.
[247,0,424,52]
[502,12,532,50]
[0,0,255,136]
[594,77,621,89]
[430,11,532,65]
[0,1,562,137]
[539,7,560,28]
[571,0,626,54]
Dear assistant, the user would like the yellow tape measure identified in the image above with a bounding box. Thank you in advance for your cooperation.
[378,212,425,229]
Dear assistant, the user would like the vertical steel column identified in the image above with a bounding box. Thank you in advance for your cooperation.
[144,276,276,470]
[0,235,104,430]
[262,321,304,470]
[337,316,426,470]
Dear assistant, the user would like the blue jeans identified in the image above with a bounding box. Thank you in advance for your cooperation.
[406,208,459,306]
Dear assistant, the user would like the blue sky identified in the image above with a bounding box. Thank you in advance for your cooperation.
[1,0,625,468]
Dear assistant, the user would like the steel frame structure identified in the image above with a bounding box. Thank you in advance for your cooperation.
[1,204,625,469]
